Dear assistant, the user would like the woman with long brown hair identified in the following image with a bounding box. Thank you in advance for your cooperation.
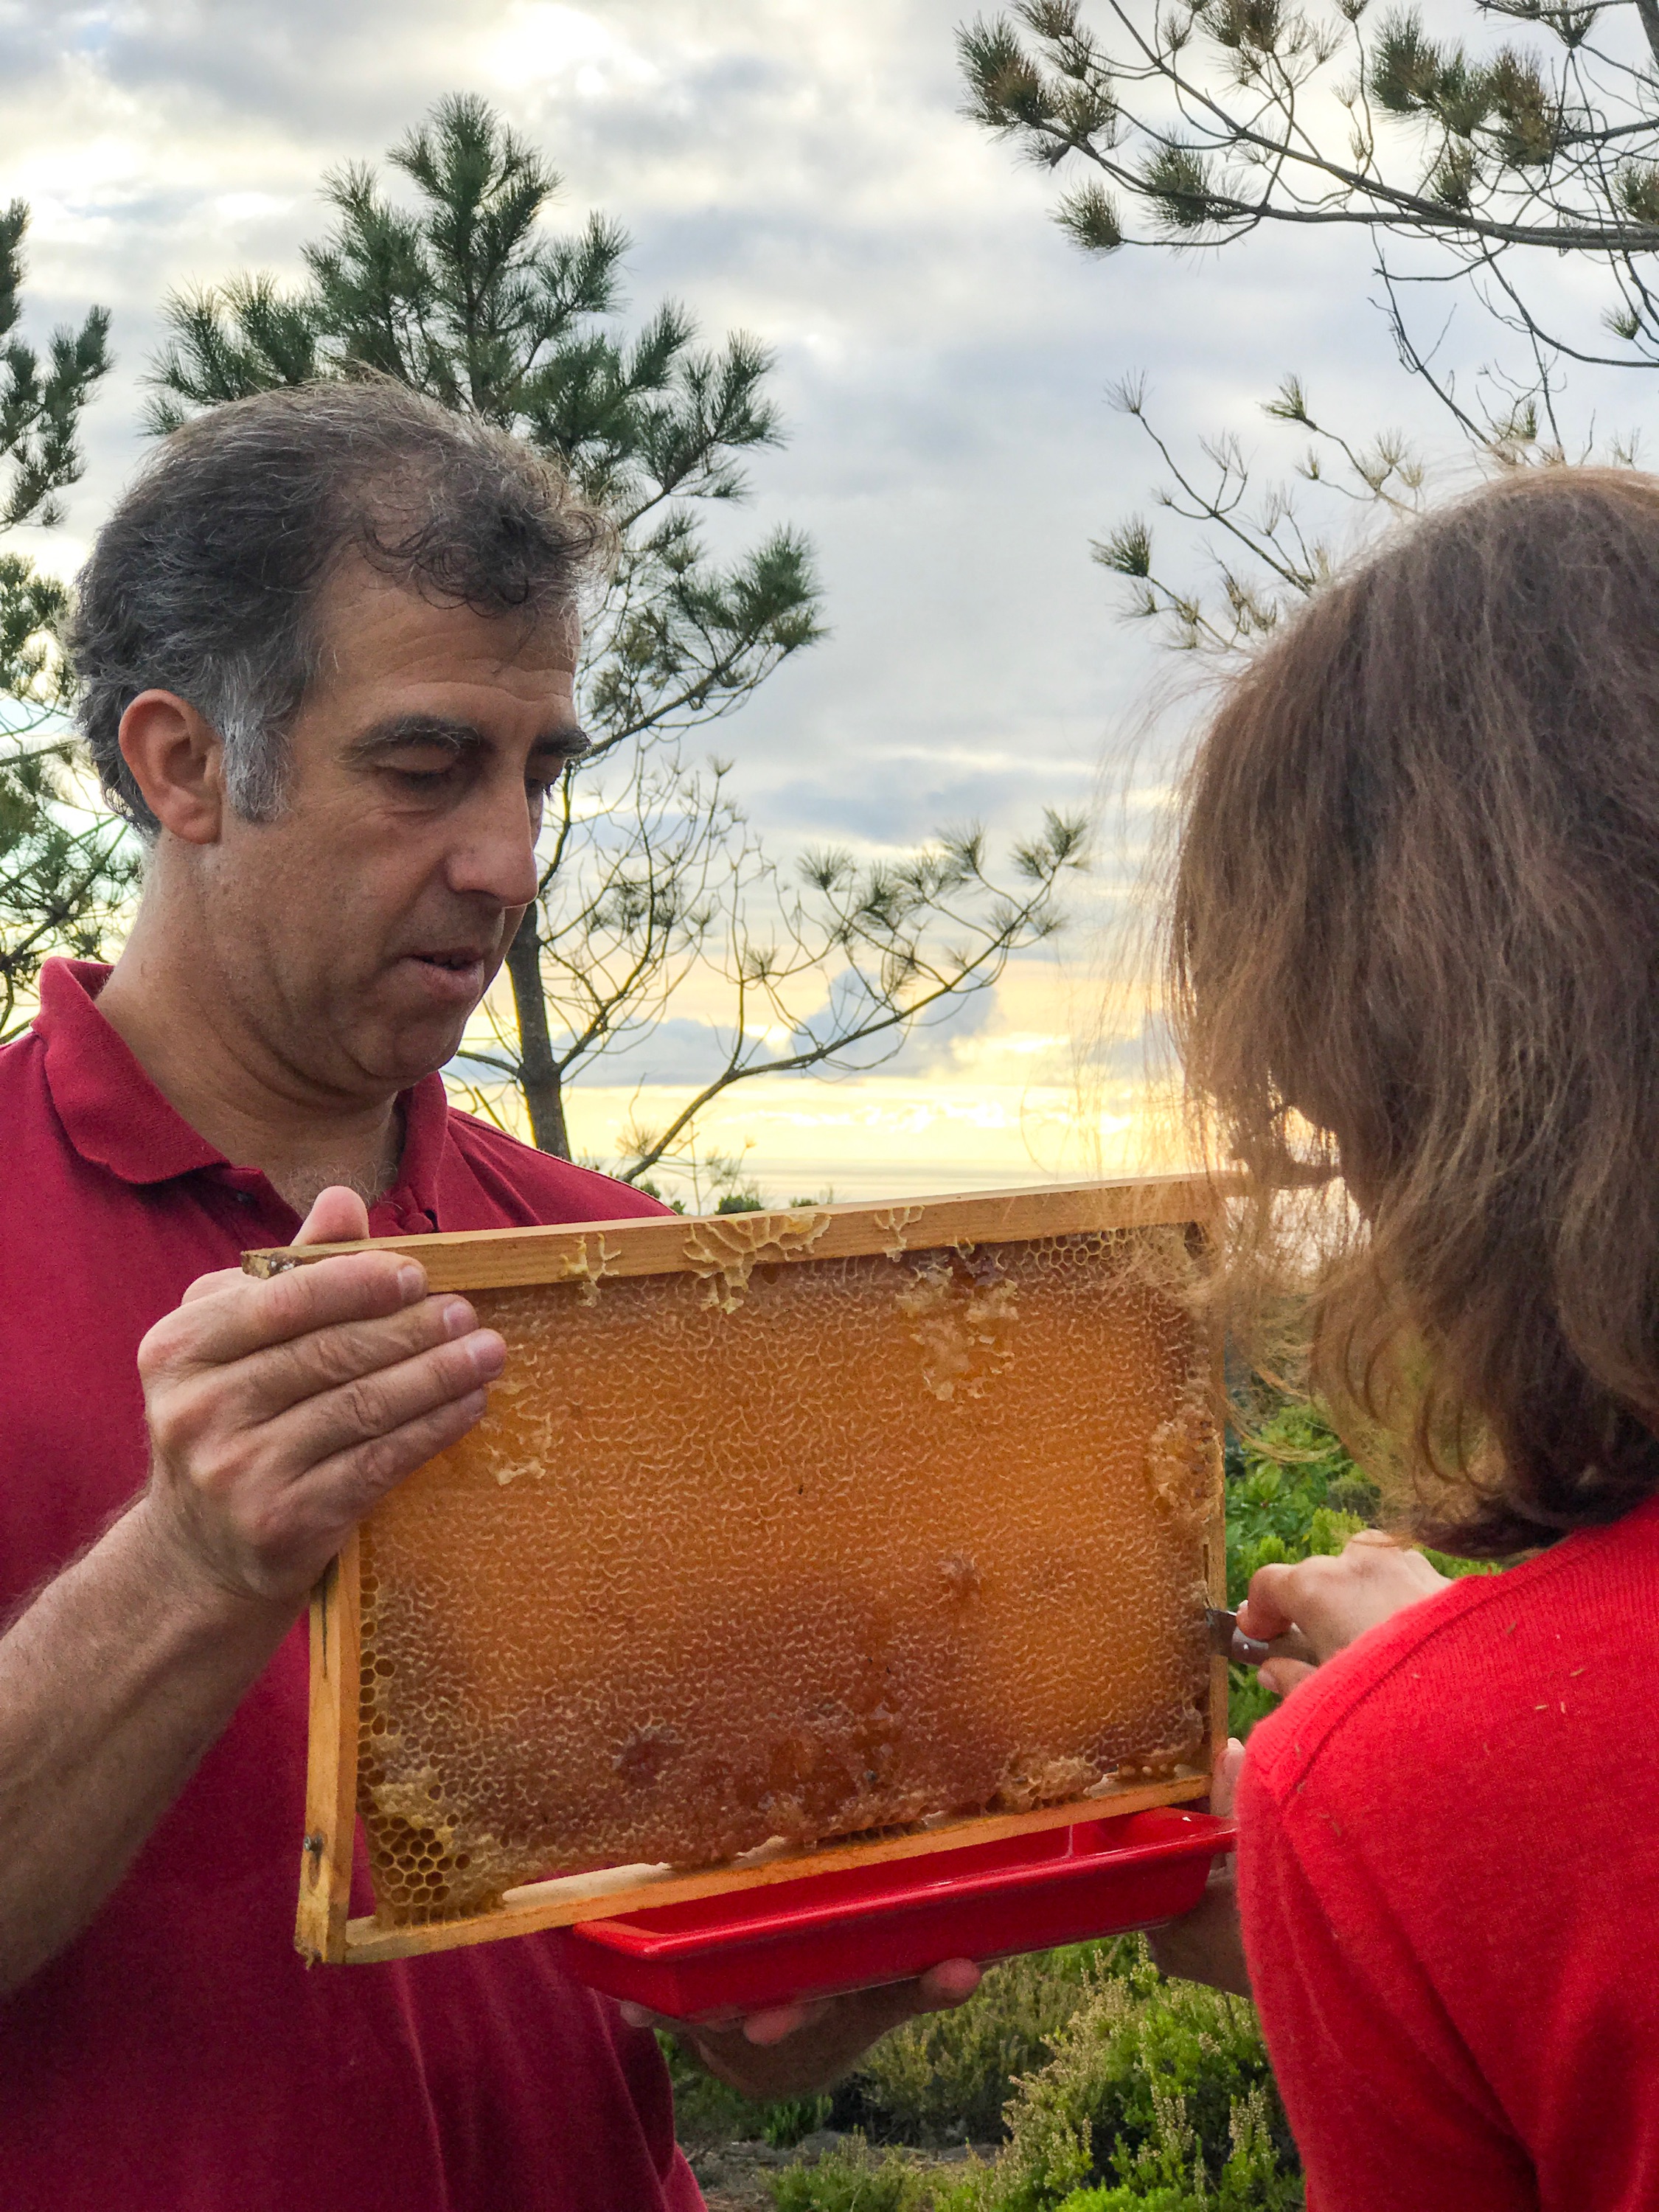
[1164,467,1659,2208]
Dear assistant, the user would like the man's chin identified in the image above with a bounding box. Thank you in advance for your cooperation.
[361,1001,479,1091]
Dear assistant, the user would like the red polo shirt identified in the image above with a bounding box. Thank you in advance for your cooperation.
[0,959,701,2212]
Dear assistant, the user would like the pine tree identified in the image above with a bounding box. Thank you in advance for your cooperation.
[0,201,131,1040]
[962,0,1659,649]
[152,97,1084,1173]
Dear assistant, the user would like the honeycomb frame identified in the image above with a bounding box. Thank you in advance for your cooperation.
[246,1176,1227,1967]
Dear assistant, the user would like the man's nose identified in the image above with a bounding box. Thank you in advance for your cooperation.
[447,783,540,909]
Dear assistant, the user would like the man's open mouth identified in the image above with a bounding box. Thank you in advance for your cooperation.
[402,949,493,998]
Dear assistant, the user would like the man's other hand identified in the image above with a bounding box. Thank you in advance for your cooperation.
[136,1186,504,1610]
[620,1959,983,2102]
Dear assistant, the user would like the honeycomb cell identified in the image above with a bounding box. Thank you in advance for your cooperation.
[355,1226,1216,1925]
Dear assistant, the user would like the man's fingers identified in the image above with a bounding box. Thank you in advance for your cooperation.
[179,1265,251,1307]
[916,1958,982,2008]
[740,1960,982,2048]
[619,2001,742,2034]
[284,1385,493,1532]
[1145,1866,1252,1997]
[294,1186,373,1247]
[168,1291,487,1431]
[215,1326,504,1488]
[143,1251,430,1377]
[175,1188,374,1310]
[626,1955,985,2067]
[740,1997,830,2048]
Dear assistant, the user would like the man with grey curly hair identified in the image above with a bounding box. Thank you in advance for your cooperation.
[0,383,977,2212]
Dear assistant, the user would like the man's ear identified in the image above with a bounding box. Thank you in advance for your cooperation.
[118,690,227,845]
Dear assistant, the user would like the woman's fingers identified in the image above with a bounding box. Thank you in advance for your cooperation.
[1258,1656,1319,1700]
[1240,1534,1453,1666]
[1208,1736,1246,1818]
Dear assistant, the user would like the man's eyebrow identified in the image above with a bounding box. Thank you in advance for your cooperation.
[345,714,592,763]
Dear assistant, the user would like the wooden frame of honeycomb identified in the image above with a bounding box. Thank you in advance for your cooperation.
[246,1176,1226,1967]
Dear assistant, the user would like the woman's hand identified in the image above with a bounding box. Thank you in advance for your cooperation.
[1240,1531,1450,1699]
[1147,1534,1452,1994]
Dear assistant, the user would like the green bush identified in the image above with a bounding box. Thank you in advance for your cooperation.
[1224,1402,1366,1610]
[659,2033,831,2149]
[762,1941,1301,2211]
[941,1946,1295,2211]
[793,1944,1298,2212]
[836,1944,1133,2146]
[769,2134,931,2211]
[1047,2081,1300,2210]
[767,2096,840,2148]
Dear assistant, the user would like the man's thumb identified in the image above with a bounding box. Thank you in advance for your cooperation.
[293,1185,373,1248]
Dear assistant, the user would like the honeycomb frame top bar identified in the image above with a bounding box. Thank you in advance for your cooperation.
[243,1174,1217,1295]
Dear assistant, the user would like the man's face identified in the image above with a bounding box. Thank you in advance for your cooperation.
[199,559,582,1101]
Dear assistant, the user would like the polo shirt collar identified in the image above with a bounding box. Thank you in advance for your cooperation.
[38,959,223,1183]
[35,956,450,1220]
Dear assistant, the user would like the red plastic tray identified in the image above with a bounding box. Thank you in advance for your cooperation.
[552,1805,1235,2020]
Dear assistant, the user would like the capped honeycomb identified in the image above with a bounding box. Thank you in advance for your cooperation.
[355,1223,1216,1927]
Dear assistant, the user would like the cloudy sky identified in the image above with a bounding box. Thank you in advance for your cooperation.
[3,0,1626,1196]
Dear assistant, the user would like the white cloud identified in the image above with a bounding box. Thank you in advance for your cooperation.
[482,4,665,99]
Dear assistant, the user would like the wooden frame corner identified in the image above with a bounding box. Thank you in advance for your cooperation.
[294,1531,360,1965]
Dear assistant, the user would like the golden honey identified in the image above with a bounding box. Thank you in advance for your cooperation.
[353,1224,1214,1927]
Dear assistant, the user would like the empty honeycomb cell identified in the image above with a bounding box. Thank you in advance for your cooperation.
[354,1227,1216,1926]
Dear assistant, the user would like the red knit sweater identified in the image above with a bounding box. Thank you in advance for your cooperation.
[1237,1492,1659,2212]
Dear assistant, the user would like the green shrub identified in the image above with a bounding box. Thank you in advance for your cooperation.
[933,1944,1298,2212]
[1225,1402,1366,1610]
[767,2096,839,2148]
[1053,2079,1301,2210]
[1224,1405,1363,1739]
[659,2032,831,2150]
[837,1944,1133,2146]
[769,2134,931,2211]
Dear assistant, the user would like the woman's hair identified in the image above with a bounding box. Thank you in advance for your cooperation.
[1170,467,1659,1555]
